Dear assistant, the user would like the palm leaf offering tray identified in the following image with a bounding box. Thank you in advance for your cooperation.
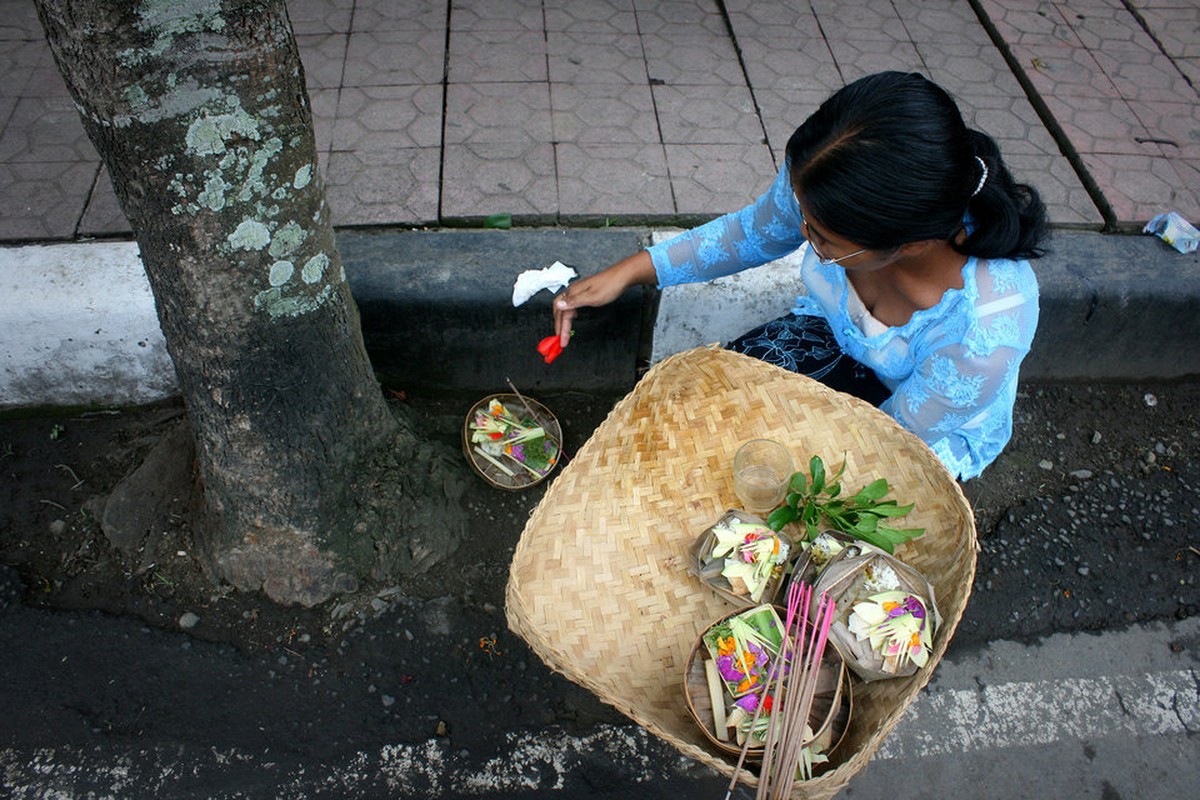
[689,511,793,606]
[463,393,561,490]
[682,604,852,770]
[506,346,976,799]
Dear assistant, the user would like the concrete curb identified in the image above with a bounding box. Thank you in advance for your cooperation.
[2,229,1198,410]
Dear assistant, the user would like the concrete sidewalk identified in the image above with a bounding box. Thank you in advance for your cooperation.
[0,0,1196,239]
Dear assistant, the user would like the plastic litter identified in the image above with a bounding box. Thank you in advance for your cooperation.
[511,260,577,306]
[1143,211,1199,254]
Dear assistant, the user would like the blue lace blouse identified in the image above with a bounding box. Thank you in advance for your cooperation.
[647,161,1039,481]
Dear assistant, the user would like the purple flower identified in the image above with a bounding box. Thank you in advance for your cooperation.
[886,595,928,630]
[735,694,759,713]
[511,444,526,462]
[716,654,743,682]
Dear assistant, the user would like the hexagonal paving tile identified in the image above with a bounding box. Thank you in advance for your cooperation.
[0,95,15,132]
[286,0,354,35]
[976,0,1078,43]
[723,0,817,31]
[1040,90,1152,156]
[325,147,441,225]
[752,86,830,162]
[544,0,638,34]
[440,141,557,221]
[641,30,745,86]
[1090,43,1195,106]
[0,160,98,241]
[1012,149,1106,227]
[343,28,447,86]
[0,96,98,163]
[352,0,448,31]
[333,85,444,151]
[546,31,648,84]
[450,0,546,31]
[1128,99,1200,161]
[448,28,549,83]
[664,141,778,215]
[297,32,348,91]
[555,141,673,217]
[549,82,659,144]
[78,166,132,237]
[732,30,841,94]
[444,82,552,145]
[1081,150,1198,224]
[19,45,70,99]
[1137,5,1200,61]
[652,83,765,145]
[633,0,726,36]
[0,40,39,98]
[816,12,926,80]
[307,87,339,156]
[0,0,43,41]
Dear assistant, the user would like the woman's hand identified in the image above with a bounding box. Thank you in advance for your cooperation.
[553,251,657,347]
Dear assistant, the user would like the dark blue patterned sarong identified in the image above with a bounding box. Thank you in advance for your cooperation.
[727,314,889,406]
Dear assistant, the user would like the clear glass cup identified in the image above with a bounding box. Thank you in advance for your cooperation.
[733,439,794,514]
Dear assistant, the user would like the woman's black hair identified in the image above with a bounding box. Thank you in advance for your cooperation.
[786,71,1047,260]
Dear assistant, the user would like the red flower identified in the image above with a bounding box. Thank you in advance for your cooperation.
[537,335,564,364]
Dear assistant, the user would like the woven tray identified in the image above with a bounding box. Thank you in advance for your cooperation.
[506,346,976,799]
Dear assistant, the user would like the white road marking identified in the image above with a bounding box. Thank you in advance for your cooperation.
[2,621,1197,796]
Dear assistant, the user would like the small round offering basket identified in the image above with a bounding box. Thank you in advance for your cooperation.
[462,393,562,490]
[683,607,852,766]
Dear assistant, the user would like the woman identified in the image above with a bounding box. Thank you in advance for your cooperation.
[553,72,1047,481]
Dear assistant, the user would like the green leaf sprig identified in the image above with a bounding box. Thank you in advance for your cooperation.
[765,455,924,554]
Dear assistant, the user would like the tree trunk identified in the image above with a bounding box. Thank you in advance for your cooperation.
[35,0,462,606]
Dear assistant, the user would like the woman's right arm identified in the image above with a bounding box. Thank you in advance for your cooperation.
[554,159,806,348]
[650,160,805,287]
[553,250,656,346]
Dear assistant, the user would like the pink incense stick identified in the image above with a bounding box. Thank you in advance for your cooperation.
[756,581,810,797]
[725,584,805,800]
[775,592,836,799]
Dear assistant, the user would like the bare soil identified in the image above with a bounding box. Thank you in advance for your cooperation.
[2,380,1198,652]
[0,389,626,650]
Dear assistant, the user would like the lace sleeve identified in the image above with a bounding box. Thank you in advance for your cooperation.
[647,161,806,288]
[880,259,1039,481]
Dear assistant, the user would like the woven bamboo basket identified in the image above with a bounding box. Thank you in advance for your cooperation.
[506,346,977,799]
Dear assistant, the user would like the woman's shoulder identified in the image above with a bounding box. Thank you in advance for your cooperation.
[970,256,1039,303]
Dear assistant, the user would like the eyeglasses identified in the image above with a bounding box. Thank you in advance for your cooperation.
[801,218,867,266]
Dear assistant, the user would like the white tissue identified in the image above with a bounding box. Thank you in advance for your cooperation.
[512,261,577,307]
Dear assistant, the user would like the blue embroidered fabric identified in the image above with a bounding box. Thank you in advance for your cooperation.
[647,161,1040,481]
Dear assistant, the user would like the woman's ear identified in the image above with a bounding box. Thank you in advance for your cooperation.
[895,239,938,257]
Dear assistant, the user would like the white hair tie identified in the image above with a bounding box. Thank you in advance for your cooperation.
[971,156,989,197]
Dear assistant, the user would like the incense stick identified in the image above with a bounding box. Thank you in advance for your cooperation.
[776,594,835,798]
[505,377,538,419]
[505,376,571,466]
[724,586,803,800]
[751,583,837,800]
[753,583,804,799]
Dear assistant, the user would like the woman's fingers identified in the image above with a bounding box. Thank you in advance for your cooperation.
[550,253,654,348]
[554,298,576,346]
[554,276,608,346]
